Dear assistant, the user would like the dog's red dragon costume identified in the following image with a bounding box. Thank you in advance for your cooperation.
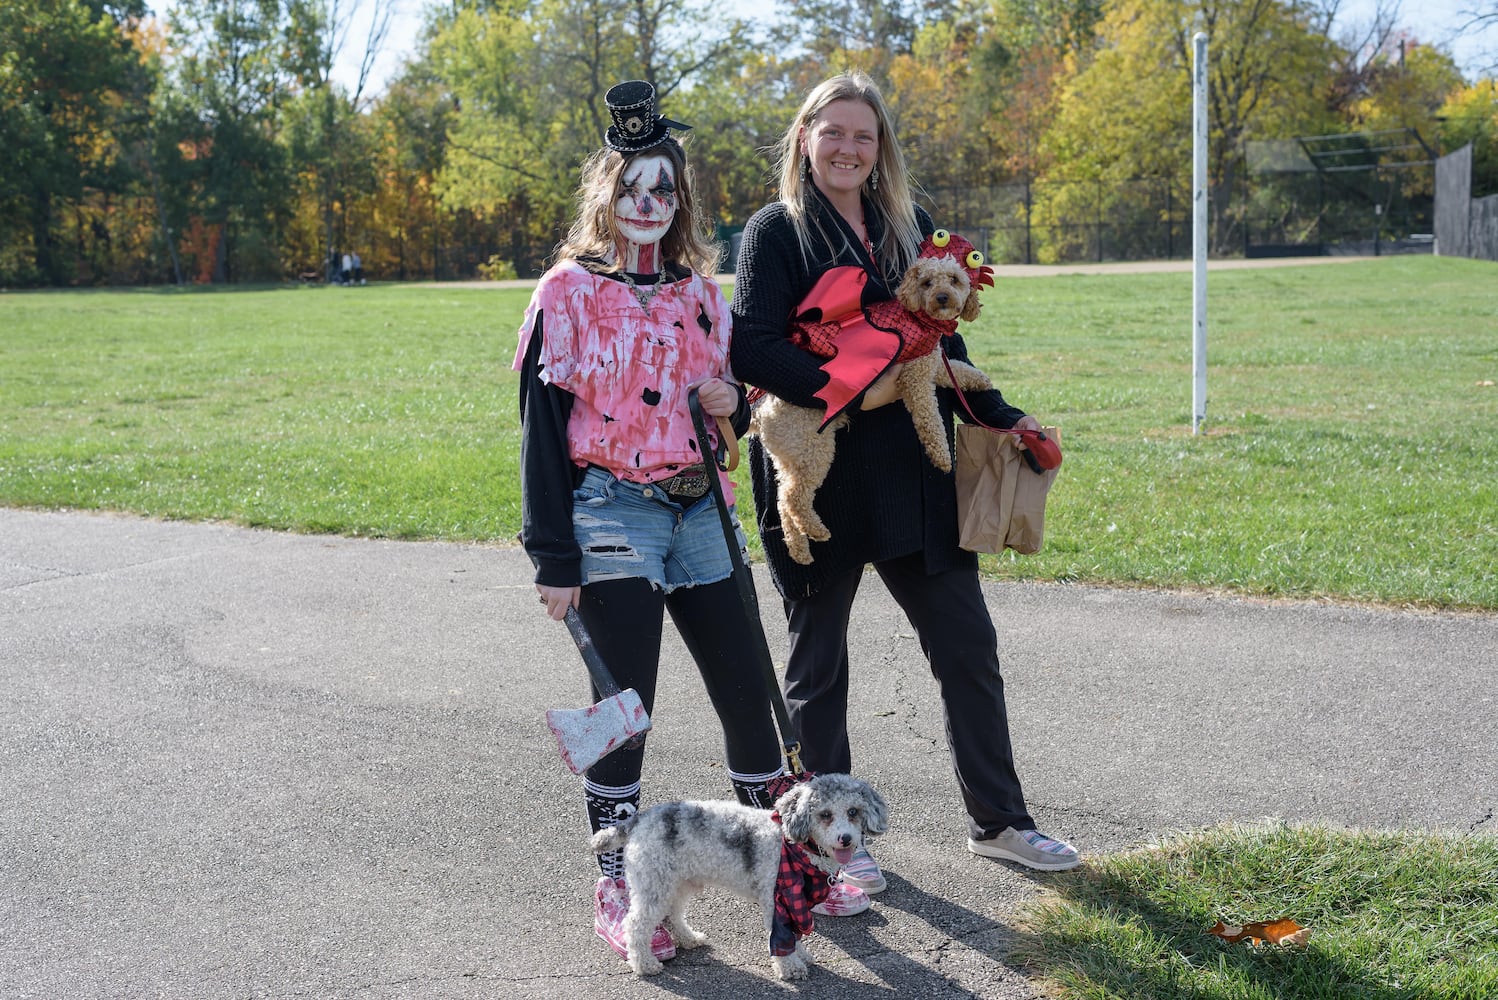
[788,229,994,429]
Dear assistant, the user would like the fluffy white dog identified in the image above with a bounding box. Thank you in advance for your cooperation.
[590,773,888,980]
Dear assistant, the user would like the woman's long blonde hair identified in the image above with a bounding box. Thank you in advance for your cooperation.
[555,137,720,277]
[772,73,921,276]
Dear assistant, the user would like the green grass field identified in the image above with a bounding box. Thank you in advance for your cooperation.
[2,283,517,538]
[4,256,1494,607]
[969,257,1498,609]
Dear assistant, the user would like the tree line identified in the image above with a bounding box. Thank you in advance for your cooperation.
[2,0,1495,287]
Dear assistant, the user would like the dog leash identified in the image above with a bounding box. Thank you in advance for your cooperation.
[940,350,1057,473]
[687,387,806,779]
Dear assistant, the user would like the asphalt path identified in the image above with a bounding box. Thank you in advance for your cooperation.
[2,508,1494,998]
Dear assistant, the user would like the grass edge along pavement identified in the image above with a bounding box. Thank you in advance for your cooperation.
[2,255,1494,609]
[1010,822,1498,1000]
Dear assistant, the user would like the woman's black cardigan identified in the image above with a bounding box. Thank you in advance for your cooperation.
[729,190,1027,600]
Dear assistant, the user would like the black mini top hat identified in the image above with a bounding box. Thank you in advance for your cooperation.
[604,80,691,154]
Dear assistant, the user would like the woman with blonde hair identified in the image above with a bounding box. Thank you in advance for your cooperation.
[731,73,1081,892]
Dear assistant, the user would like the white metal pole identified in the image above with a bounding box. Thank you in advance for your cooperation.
[1192,31,1208,435]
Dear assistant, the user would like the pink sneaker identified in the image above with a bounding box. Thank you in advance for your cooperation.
[811,879,871,917]
[839,846,886,893]
[593,877,676,961]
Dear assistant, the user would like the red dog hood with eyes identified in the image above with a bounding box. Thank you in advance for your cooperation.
[785,229,994,428]
[917,229,995,288]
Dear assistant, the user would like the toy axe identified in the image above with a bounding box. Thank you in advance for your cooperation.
[546,606,651,774]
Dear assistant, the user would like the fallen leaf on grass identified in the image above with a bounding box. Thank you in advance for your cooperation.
[1208,918,1311,947]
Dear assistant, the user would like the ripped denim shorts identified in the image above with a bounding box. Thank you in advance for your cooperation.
[573,465,748,592]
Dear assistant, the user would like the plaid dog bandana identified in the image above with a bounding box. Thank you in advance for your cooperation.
[767,815,832,957]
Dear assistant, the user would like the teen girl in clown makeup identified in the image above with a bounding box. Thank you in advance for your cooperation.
[513,81,875,965]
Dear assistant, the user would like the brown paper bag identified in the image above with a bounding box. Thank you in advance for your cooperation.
[954,424,1060,554]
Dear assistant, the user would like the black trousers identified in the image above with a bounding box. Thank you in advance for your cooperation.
[782,551,1035,840]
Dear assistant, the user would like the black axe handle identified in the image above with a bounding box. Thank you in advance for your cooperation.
[687,388,804,776]
[563,606,623,699]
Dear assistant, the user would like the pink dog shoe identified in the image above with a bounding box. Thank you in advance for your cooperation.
[594,876,676,961]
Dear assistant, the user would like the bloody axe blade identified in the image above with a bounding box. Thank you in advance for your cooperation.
[546,606,651,775]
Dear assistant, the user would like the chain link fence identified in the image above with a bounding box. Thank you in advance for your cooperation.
[922,177,1193,265]
[1242,135,1436,257]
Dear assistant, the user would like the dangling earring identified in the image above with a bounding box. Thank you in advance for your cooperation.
[869,163,879,192]
[801,155,811,183]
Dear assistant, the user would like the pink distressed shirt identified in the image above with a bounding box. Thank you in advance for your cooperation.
[513,260,737,502]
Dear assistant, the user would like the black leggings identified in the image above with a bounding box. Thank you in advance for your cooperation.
[577,576,784,787]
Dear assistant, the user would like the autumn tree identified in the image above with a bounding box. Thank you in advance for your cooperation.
[0,0,147,285]
[362,60,460,279]
[1344,39,1464,135]
[1035,0,1341,258]
[433,0,755,275]
[888,19,973,189]
[1322,0,1407,115]
[892,1,1106,259]
[117,17,185,284]
[1440,79,1498,196]
[773,0,920,85]
[987,0,1105,54]
[423,0,550,272]
[970,0,1099,181]
[158,0,298,281]
[671,50,801,233]
[280,0,396,277]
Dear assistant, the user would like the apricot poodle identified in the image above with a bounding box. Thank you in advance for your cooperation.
[753,253,992,565]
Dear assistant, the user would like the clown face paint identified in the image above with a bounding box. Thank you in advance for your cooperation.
[615,153,677,272]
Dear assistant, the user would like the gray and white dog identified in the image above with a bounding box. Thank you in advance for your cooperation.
[590,772,888,980]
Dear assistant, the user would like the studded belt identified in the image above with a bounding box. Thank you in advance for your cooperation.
[652,465,711,500]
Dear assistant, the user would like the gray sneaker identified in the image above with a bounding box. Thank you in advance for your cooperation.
[967,828,1081,871]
